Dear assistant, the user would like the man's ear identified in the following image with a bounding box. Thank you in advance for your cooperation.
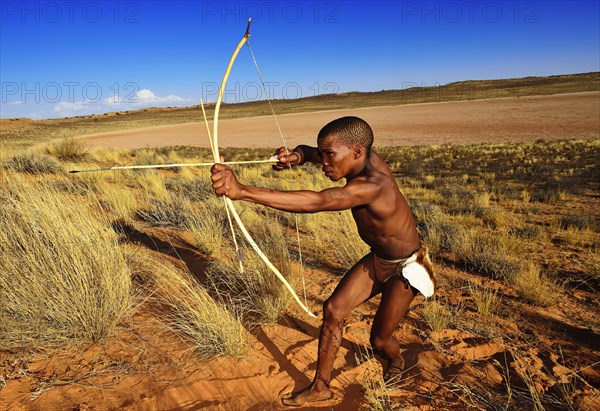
[353,144,365,159]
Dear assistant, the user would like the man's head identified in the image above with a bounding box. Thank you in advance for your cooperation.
[317,116,374,153]
[317,117,374,181]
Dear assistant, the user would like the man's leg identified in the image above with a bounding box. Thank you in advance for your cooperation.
[370,275,416,377]
[282,253,381,406]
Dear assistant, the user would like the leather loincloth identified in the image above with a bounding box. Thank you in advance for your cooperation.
[373,243,435,297]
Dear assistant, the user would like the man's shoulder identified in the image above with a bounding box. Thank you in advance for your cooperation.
[343,172,398,205]
[369,151,394,177]
[368,168,398,188]
[346,169,394,187]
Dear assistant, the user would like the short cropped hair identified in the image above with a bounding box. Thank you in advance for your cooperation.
[317,116,374,152]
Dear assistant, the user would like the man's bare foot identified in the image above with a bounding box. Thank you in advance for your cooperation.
[281,385,333,406]
[384,357,405,382]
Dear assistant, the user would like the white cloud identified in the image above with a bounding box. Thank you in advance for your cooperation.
[104,89,190,107]
[137,89,156,100]
[53,101,91,115]
[46,88,192,119]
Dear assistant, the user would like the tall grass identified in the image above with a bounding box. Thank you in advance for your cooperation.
[422,298,465,332]
[469,282,501,316]
[1,138,597,407]
[130,251,249,359]
[512,263,561,307]
[355,346,396,411]
[0,176,131,346]
[97,181,138,221]
[137,193,194,228]
[301,210,369,268]
[45,137,89,161]
[206,243,297,324]
[167,174,213,202]
[453,229,521,279]
[330,211,370,267]
[186,197,227,256]
[2,151,64,174]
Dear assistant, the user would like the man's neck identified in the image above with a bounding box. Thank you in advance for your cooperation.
[346,155,370,181]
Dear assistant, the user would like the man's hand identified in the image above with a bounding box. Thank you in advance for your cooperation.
[211,163,244,200]
[272,147,301,171]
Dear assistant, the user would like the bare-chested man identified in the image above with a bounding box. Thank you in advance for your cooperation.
[211,116,434,406]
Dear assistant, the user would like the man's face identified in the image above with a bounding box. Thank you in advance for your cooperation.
[317,134,354,181]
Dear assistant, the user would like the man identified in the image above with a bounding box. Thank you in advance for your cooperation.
[211,116,434,406]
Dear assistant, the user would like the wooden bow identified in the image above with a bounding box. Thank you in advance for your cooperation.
[209,19,316,318]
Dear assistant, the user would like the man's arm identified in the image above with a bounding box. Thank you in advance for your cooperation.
[211,163,381,213]
[293,145,321,165]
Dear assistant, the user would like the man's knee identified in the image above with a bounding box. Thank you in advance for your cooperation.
[323,298,347,323]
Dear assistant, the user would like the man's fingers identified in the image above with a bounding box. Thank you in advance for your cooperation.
[210,169,222,182]
[275,147,291,162]
[273,146,297,171]
[272,164,286,171]
[214,186,226,196]
[211,162,230,174]
[274,146,286,157]
[211,175,224,188]
[211,173,227,196]
[211,164,236,197]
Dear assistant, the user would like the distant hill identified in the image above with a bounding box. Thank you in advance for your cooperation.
[2,72,598,147]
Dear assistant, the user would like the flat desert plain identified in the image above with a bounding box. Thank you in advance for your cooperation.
[80,92,599,149]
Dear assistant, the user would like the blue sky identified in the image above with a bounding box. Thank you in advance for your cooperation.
[1,0,598,119]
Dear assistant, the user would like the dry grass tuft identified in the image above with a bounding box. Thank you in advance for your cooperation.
[330,211,370,267]
[134,171,169,199]
[302,209,370,268]
[2,151,64,174]
[512,263,561,307]
[352,331,408,411]
[558,215,596,231]
[130,251,249,359]
[356,351,396,411]
[0,176,131,347]
[45,137,89,161]
[422,298,465,332]
[469,282,501,316]
[167,175,213,202]
[97,182,138,221]
[137,193,194,228]
[453,230,521,279]
[206,239,297,324]
[186,197,227,256]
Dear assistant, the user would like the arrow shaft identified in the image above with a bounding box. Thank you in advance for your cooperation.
[70,159,277,173]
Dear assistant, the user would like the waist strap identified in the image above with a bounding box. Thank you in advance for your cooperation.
[374,251,418,266]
